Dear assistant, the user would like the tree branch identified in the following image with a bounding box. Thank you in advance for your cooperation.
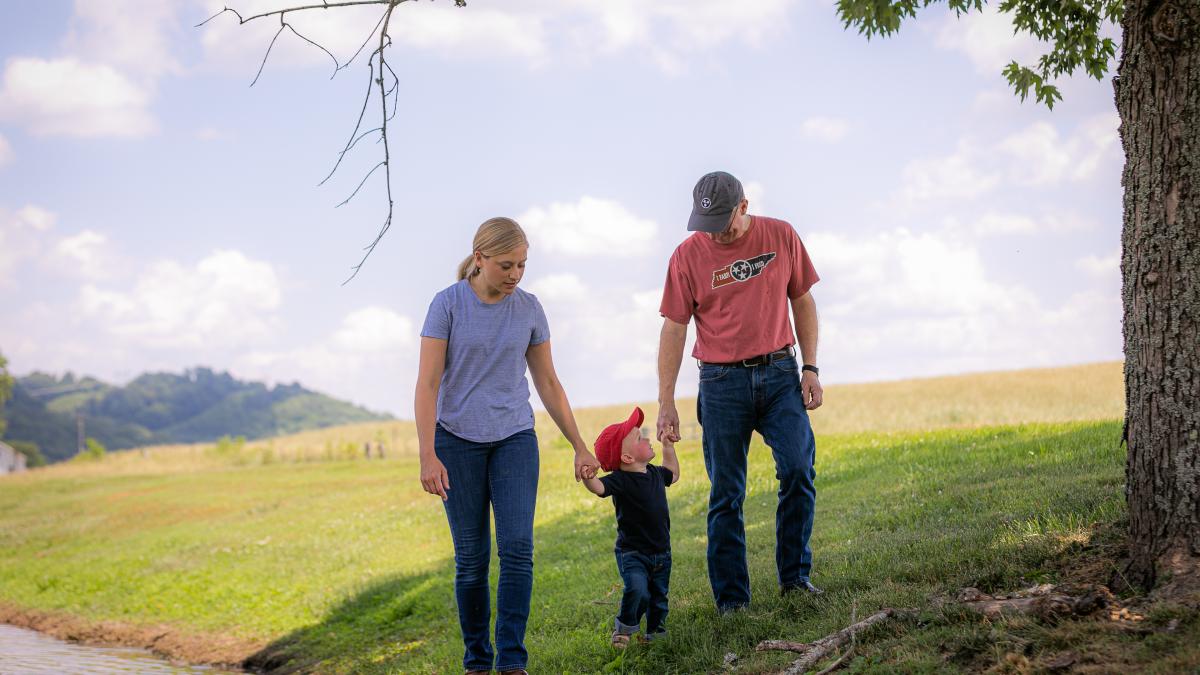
[201,0,468,282]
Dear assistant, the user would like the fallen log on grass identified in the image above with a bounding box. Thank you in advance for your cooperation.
[950,584,1116,622]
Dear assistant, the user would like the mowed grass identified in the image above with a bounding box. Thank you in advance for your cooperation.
[2,361,1195,672]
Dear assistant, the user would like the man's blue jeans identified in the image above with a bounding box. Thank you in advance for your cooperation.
[436,425,539,673]
[697,355,816,611]
[614,549,671,636]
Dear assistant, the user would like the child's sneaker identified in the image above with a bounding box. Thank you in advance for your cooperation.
[611,630,632,649]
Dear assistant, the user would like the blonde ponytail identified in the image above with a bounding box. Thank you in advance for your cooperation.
[456,217,528,280]
[456,255,477,281]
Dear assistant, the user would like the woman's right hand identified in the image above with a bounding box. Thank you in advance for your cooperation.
[420,453,450,501]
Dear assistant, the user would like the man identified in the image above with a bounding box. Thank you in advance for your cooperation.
[657,170,823,613]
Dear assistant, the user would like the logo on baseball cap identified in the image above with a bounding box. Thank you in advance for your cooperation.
[594,406,645,472]
[688,171,744,233]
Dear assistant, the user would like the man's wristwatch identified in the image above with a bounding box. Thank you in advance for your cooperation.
[802,364,820,376]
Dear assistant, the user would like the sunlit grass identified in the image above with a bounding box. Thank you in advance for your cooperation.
[5,361,1191,673]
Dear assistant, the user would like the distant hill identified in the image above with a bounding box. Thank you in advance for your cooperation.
[2,367,392,463]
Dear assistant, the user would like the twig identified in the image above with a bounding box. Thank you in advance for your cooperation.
[757,607,915,675]
[341,0,399,283]
[336,160,386,207]
[814,646,855,675]
[284,22,340,78]
[338,10,388,71]
[250,24,287,86]
[319,60,378,186]
[756,640,810,654]
[199,0,469,282]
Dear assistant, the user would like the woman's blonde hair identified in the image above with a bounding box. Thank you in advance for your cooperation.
[457,217,529,280]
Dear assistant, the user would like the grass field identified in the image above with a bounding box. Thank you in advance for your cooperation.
[53,361,1124,475]
[2,361,1196,673]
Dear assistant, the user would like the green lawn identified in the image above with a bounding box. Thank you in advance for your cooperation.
[4,418,1194,673]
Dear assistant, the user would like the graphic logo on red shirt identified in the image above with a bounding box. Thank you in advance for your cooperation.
[712,252,776,289]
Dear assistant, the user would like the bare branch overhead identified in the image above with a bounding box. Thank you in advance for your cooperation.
[199,0,468,283]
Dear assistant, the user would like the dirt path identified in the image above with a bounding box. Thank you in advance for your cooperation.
[0,602,265,672]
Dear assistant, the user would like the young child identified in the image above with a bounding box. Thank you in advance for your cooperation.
[582,406,680,647]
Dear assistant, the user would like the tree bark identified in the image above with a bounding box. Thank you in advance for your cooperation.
[1116,0,1200,595]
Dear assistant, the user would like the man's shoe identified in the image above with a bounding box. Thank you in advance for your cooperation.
[782,580,824,595]
[499,670,528,675]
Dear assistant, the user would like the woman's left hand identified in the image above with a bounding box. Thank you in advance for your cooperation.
[574,447,600,481]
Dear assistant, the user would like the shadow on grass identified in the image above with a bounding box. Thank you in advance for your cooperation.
[247,421,1157,674]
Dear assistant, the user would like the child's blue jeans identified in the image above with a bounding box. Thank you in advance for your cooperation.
[614,549,671,636]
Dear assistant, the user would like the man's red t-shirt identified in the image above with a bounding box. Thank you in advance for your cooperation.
[659,215,819,363]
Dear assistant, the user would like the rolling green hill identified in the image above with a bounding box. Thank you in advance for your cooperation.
[2,368,391,463]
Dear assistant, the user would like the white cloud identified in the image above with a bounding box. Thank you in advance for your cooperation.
[79,249,282,349]
[237,306,417,414]
[743,180,767,215]
[893,114,1120,209]
[200,0,798,73]
[941,211,1093,237]
[1076,250,1119,278]
[13,205,55,231]
[0,57,156,138]
[0,205,57,284]
[332,306,414,352]
[63,0,183,81]
[935,4,1047,75]
[518,196,659,256]
[0,133,13,167]
[806,227,1121,380]
[998,114,1120,184]
[195,127,224,141]
[896,140,1000,204]
[524,272,671,399]
[800,116,849,143]
[0,2,183,139]
[51,230,116,280]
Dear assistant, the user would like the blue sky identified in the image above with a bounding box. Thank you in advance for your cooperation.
[0,0,1123,416]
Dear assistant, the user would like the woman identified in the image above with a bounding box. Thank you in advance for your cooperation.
[415,217,600,675]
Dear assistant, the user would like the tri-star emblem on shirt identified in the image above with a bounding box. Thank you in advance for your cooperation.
[712,252,777,289]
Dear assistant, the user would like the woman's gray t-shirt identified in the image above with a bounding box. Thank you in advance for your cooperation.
[420,279,550,443]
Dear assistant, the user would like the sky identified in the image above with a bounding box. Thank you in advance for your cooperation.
[0,0,1124,418]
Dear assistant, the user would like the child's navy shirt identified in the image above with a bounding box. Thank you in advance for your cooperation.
[599,464,674,554]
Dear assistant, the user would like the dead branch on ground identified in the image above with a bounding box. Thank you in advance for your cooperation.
[758,607,916,674]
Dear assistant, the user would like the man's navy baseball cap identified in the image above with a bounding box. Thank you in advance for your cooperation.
[688,171,745,233]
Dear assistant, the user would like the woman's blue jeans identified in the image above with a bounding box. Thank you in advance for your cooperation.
[697,356,817,612]
[436,425,539,672]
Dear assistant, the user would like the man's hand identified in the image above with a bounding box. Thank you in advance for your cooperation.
[801,370,823,410]
[657,402,681,442]
[574,447,600,481]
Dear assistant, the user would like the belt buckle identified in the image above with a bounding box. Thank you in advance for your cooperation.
[741,355,763,367]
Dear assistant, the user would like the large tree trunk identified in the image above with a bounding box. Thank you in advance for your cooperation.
[1116,0,1200,596]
